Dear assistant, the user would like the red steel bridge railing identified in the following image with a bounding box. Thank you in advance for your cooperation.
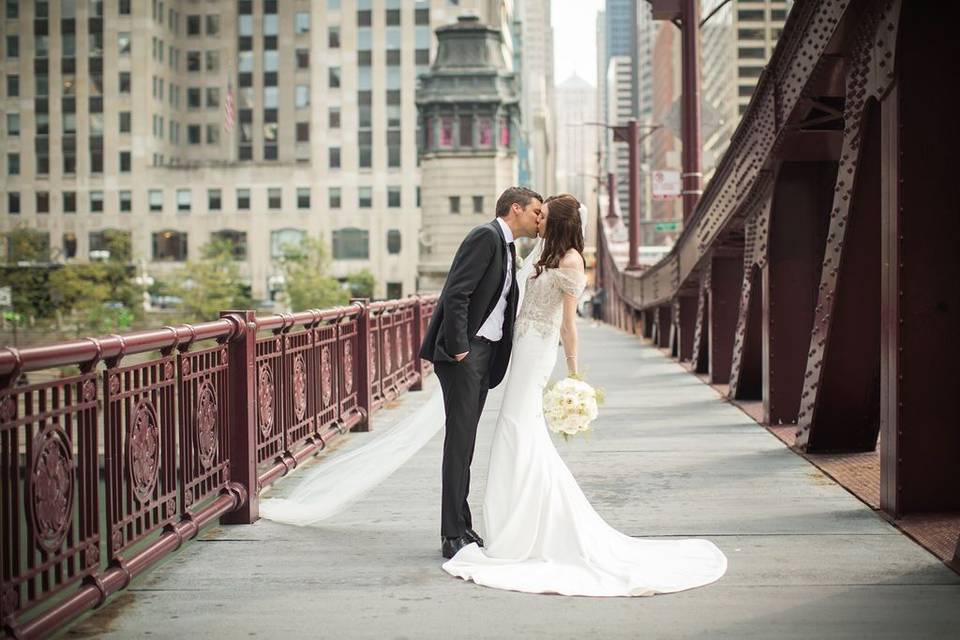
[0,296,437,638]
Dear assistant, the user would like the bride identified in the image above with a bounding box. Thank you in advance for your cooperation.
[441,194,728,596]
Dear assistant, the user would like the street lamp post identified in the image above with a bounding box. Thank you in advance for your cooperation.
[573,121,660,270]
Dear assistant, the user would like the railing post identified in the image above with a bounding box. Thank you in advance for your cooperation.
[220,310,259,524]
[410,296,425,391]
[351,298,373,432]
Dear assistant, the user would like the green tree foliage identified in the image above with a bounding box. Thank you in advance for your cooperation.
[346,269,376,299]
[1,228,139,332]
[277,236,348,311]
[167,239,254,322]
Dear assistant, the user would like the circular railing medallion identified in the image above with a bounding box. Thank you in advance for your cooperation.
[257,364,275,437]
[30,424,74,553]
[344,342,354,394]
[196,380,218,469]
[320,347,333,406]
[128,399,160,503]
[293,353,308,422]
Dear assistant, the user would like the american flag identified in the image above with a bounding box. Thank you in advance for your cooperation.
[223,79,236,133]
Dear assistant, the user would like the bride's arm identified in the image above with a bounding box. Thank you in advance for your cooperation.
[558,252,585,376]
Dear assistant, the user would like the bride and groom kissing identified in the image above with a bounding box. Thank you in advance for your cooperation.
[419,187,728,596]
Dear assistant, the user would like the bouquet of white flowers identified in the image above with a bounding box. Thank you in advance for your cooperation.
[543,374,604,440]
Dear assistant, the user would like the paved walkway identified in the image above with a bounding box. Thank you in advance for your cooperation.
[71,322,960,639]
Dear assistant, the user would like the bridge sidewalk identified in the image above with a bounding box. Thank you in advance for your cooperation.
[71,321,960,639]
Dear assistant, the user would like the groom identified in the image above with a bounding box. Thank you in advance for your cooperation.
[420,186,543,559]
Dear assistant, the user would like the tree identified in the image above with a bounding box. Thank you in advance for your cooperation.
[168,239,253,322]
[277,236,348,311]
[2,227,50,264]
[346,269,376,299]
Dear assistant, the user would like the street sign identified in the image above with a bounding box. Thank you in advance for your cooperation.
[651,170,681,200]
[654,221,681,232]
[0,286,11,308]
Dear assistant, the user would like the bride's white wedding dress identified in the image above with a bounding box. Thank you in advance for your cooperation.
[442,265,728,596]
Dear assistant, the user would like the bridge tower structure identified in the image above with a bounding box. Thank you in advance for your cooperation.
[416,15,520,293]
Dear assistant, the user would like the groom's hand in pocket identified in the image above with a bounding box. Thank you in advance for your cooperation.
[454,351,468,362]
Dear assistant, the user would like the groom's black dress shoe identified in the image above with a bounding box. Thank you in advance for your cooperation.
[464,528,484,548]
[441,536,471,559]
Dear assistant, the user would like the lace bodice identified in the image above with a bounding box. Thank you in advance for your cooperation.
[514,267,587,339]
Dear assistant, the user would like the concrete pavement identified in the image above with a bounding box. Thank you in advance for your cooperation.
[68,321,960,639]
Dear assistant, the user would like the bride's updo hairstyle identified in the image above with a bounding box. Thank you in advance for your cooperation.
[534,193,585,277]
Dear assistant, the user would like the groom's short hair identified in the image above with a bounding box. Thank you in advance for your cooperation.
[495,186,543,217]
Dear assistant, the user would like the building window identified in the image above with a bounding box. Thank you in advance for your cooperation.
[6,74,19,97]
[359,131,372,168]
[332,228,369,260]
[6,113,19,136]
[211,229,247,260]
[5,0,17,19]
[473,196,484,214]
[268,188,282,210]
[329,147,341,168]
[119,71,131,93]
[119,150,131,172]
[90,191,104,213]
[187,49,201,71]
[152,230,188,262]
[357,9,372,26]
[358,187,372,208]
[119,190,132,212]
[329,107,340,129]
[295,11,310,34]
[738,28,765,40]
[440,117,454,147]
[415,7,429,25]
[5,35,18,58]
[176,189,191,212]
[739,47,766,59]
[270,228,306,259]
[387,230,401,254]
[118,32,131,55]
[206,87,219,108]
[388,187,401,208]
[64,191,77,213]
[295,84,310,107]
[449,196,460,214]
[459,115,473,147]
[187,14,201,35]
[236,188,251,210]
[387,130,401,168]
[206,124,219,144]
[206,14,220,35]
[37,192,50,214]
[328,67,340,88]
[386,282,402,299]
[297,187,310,210]
[7,153,19,176]
[737,9,765,21]
[386,8,400,26]
[296,48,309,69]
[62,233,77,259]
[148,189,163,212]
[208,188,222,211]
[119,111,131,133]
[328,25,340,47]
[329,187,341,208]
[296,121,309,142]
[7,192,20,215]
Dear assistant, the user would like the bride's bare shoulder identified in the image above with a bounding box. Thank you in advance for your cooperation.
[558,250,585,273]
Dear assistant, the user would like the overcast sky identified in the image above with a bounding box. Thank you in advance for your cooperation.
[551,0,605,87]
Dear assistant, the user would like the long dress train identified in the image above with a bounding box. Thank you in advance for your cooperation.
[441,267,728,596]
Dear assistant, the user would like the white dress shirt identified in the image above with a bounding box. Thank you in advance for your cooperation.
[475,217,514,342]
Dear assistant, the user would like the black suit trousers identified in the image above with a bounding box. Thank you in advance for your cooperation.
[434,337,496,539]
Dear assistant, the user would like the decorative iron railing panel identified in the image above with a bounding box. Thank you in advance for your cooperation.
[0,296,436,638]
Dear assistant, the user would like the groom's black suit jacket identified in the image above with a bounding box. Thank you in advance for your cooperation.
[419,219,518,389]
